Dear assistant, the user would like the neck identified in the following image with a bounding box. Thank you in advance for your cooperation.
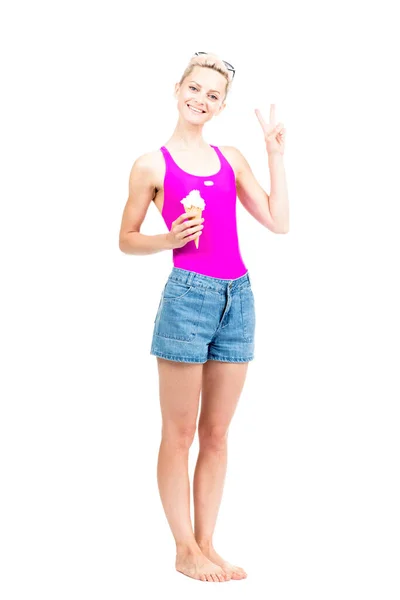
[166,117,209,151]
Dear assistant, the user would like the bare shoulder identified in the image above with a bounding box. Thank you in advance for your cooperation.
[219,145,247,176]
[130,149,164,188]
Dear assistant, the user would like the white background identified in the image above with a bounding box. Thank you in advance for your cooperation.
[1,0,399,598]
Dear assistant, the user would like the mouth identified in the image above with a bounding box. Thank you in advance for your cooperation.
[187,104,206,114]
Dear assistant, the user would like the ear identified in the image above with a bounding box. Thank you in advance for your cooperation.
[216,101,226,116]
[174,83,180,98]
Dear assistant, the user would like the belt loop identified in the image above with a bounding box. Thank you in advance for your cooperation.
[247,271,251,286]
[187,271,195,286]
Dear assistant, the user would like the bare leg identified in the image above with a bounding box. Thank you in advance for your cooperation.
[156,358,228,583]
[193,360,249,580]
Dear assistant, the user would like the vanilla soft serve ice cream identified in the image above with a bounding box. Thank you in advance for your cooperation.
[180,189,206,211]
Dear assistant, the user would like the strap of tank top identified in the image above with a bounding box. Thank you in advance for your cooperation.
[160,146,171,161]
[160,146,180,175]
[161,146,180,162]
[210,144,230,171]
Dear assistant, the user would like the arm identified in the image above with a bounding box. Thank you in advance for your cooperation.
[118,154,172,255]
[225,146,289,234]
[268,152,289,233]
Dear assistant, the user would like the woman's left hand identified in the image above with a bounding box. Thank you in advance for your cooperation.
[255,104,286,156]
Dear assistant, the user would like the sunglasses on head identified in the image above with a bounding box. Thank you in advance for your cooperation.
[194,51,235,79]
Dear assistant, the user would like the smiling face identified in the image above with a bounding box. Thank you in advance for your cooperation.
[175,65,227,123]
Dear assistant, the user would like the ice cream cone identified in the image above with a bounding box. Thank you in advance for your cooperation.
[180,190,206,250]
[185,206,203,249]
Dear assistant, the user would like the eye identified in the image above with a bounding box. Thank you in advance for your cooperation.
[189,86,198,91]
[210,95,218,101]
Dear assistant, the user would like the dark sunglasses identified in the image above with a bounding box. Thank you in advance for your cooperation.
[194,51,235,79]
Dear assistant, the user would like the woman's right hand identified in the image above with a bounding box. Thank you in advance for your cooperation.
[166,212,204,249]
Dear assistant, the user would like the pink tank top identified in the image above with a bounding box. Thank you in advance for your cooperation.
[159,144,248,279]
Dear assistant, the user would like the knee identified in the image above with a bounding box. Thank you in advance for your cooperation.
[162,423,197,450]
[198,425,228,452]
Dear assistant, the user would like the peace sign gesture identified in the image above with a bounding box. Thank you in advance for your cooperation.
[255,104,286,156]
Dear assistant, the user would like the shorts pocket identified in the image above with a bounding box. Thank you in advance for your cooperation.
[240,285,256,343]
[155,286,206,341]
[163,279,193,302]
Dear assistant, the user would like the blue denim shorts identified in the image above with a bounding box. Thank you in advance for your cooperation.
[150,267,256,364]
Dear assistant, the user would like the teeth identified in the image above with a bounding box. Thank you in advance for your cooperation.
[188,104,204,113]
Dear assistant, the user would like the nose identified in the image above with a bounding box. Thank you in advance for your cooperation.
[192,94,206,107]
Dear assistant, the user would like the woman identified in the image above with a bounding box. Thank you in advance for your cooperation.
[119,52,289,583]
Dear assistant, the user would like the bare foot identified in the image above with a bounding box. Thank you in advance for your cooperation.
[198,544,247,580]
[175,549,229,582]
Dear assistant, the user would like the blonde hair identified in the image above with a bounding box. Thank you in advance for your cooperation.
[178,52,233,101]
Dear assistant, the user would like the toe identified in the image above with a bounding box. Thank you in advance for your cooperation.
[231,570,243,580]
[223,571,232,581]
[233,568,247,579]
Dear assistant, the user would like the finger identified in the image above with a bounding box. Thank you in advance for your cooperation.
[254,108,270,133]
[177,213,189,223]
[270,103,276,125]
[188,223,203,234]
[178,211,197,222]
[267,123,284,140]
[184,218,203,229]
[181,223,203,238]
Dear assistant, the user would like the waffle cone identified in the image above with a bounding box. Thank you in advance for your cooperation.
[185,206,203,249]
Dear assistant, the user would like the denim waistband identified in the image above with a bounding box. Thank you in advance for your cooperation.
[168,267,251,294]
